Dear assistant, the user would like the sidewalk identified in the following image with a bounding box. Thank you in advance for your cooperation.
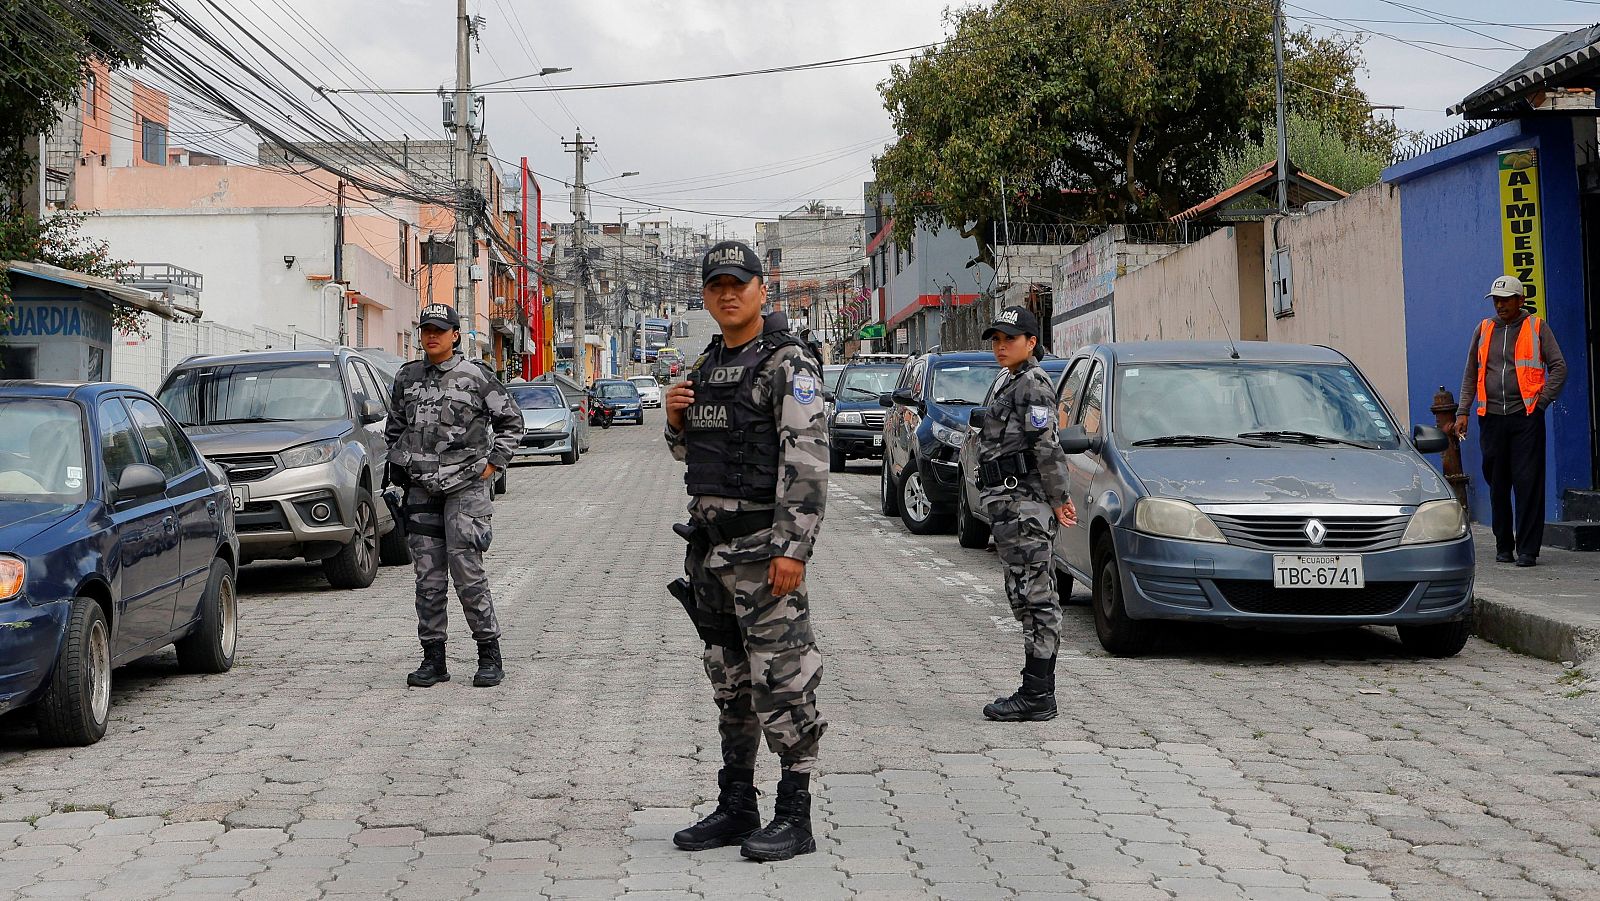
[1470,525,1600,663]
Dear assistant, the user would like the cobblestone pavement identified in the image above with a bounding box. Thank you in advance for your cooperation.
[2,367,1599,899]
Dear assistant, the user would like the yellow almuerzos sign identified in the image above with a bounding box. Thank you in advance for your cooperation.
[1498,149,1546,318]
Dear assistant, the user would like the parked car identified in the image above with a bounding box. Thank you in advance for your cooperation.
[827,357,907,472]
[0,382,239,745]
[953,356,1072,549]
[1039,341,1472,657]
[157,348,407,588]
[592,379,645,424]
[822,365,846,394]
[879,351,1002,534]
[629,375,663,408]
[509,384,588,465]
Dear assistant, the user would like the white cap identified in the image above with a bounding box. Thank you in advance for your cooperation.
[1486,275,1525,298]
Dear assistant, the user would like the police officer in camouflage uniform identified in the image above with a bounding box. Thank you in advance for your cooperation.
[385,304,523,689]
[974,306,1076,722]
[664,240,829,862]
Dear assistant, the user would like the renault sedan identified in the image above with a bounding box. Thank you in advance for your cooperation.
[1044,342,1472,658]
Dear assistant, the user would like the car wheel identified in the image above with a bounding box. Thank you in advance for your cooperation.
[898,464,950,535]
[1055,568,1083,605]
[36,597,111,746]
[879,459,899,517]
[176,558,238,674]
[829,446,847,473]
[323,493,379,589]
[561,448,578,465]
[1091,535,1159,656]
[1397,619,1472,658]
[955,486,991,549]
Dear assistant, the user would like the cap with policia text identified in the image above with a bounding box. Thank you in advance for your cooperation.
[982,305,1040,339]
[701,241,763,285]
[1486,275,1525,299]
[418,303,461,330]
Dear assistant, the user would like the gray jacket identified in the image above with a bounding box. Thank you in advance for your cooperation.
[1456,314,1567,416]
[386,353,524,494]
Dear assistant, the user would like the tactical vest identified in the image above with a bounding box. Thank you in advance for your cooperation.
[684,318,803,501]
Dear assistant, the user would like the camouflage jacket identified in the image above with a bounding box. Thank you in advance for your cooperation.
[385,353,523,495]
[666,340,829,566]
[975,359,1071,508]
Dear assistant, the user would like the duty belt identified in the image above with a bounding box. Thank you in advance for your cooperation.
[978,452,1038,489]
[672,509,777,547]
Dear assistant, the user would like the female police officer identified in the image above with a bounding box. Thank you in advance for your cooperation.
[974,306,1076,721]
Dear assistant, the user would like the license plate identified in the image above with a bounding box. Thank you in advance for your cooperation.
[873,435,883,446]
[1273,554,1364,589]
[230,485,248,512]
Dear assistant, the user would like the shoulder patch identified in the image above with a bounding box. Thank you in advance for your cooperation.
[792,372,819,405]
[1028,405,1051,429]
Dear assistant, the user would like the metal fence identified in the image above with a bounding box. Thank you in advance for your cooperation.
[1389,121,1504,166]
[111,320,326,392]
[993,220,1221,249]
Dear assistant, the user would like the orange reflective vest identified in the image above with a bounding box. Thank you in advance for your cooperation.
[1476,316,1546,416]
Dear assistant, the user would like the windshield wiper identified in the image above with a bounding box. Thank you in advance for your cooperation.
[936,398,979,405]
[840,386,879,399]
[207,417,297,425]
[1131,434,1270,448]
[1236,430,1377,449]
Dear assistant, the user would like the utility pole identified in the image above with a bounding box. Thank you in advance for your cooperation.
[453,0,477,354]
[334,178,347,345]
[564,131,597,389]
[1273,0,1290,213]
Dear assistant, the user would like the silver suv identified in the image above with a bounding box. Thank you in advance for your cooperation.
[157,348,405,589]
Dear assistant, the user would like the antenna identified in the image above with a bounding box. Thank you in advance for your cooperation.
[1206,286,1241,360]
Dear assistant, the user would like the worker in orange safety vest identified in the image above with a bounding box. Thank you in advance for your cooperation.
[1453,276,1568,567]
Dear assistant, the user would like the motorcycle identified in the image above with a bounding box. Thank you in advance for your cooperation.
[587,394,615,429]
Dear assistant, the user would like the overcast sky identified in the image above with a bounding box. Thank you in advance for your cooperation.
[262,0,1595,238]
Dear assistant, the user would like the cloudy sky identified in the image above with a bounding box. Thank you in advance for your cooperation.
[226,1,1597,237]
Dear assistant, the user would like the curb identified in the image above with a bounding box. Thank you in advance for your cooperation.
[1472,586,1600,664]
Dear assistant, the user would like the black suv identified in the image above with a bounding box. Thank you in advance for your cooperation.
[826,354,906,472]
[878,351,1001,534]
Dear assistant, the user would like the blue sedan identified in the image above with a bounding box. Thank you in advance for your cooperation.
[0,382,239,745]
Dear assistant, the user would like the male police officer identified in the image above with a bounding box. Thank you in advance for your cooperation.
[386,303,523,688]
[664,240,829,862]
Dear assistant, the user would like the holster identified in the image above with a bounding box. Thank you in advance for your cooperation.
[379,486,407,542]
[668,578,740,648]
[978,452,1038,489]
[404,497,446,539]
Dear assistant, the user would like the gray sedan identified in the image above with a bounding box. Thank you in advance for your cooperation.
[508,384,589,465]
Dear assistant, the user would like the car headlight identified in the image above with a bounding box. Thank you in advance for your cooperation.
[835,411,863,426]
[1134,497,1225,543]
[280,438,340,469]
[0,555,23,600]
[930,421,965,448]
[1401,499,1468,544]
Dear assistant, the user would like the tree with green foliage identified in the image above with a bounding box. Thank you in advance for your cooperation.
[1217,113,1387,197]
[0,211,146,336]
[873,0,1395,264]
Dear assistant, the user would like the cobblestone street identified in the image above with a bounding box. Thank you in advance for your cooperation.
[0,387,1597,899]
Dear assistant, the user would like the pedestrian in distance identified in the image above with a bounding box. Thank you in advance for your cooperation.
[1453,276,1567,567]
[663,240,830,862]
[386,303,524,687]
[974,306,1077,722]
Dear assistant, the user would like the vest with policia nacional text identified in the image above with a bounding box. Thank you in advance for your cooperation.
[683,312,807,502]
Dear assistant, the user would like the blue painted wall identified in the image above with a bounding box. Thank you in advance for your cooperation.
[1385,119,1594,521]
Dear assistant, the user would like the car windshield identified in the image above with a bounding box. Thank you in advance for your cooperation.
[510,386,563,410]
[838,366,900,399]
[0,399,88,503]
[629,378,657,390]
[597,383,639,399]
[1114,362,1401,448]
[160,360,348,425]
[930,362,1001,405]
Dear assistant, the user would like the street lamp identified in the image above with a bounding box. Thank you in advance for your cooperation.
[537,67,572,76]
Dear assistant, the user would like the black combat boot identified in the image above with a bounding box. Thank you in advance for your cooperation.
[982,656,1057,721]
[740,771,815,861]
[406,640,449,687]
[473,639,504,687]
[673,768,760,851]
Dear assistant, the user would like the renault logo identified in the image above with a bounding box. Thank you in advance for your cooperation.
[1304,519,1328,546]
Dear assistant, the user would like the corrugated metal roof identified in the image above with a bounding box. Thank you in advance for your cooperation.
[1449,24,1600,117]
[2,261,197,320]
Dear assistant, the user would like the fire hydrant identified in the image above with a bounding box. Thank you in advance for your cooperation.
[1432,386,1470,514]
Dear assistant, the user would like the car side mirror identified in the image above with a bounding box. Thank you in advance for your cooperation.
[569,403,583,412]
[359,398,385,425]
[877,392,893,408]
[117,463,167,501]
[1412,424,1450,454]
[822,389,836,403]
[969,407,987,430]
[1059,424,1099,454]
[891,386,919,409]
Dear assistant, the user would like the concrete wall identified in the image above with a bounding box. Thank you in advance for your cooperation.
[1265,184,1410,423]
[1114,222,1267,345]
[1051,228,1180,355]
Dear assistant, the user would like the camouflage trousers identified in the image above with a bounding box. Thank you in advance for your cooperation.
[406,481,501,644]
[986,495,1061,659]
[688,550,826,774]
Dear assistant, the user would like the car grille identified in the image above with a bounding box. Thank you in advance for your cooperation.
[521,431,566,449]
[1209,512,1409,552]
[1214,580,1414,616]
[236,500,286,534]
[860,411,886,429]
[210,453,279,483]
